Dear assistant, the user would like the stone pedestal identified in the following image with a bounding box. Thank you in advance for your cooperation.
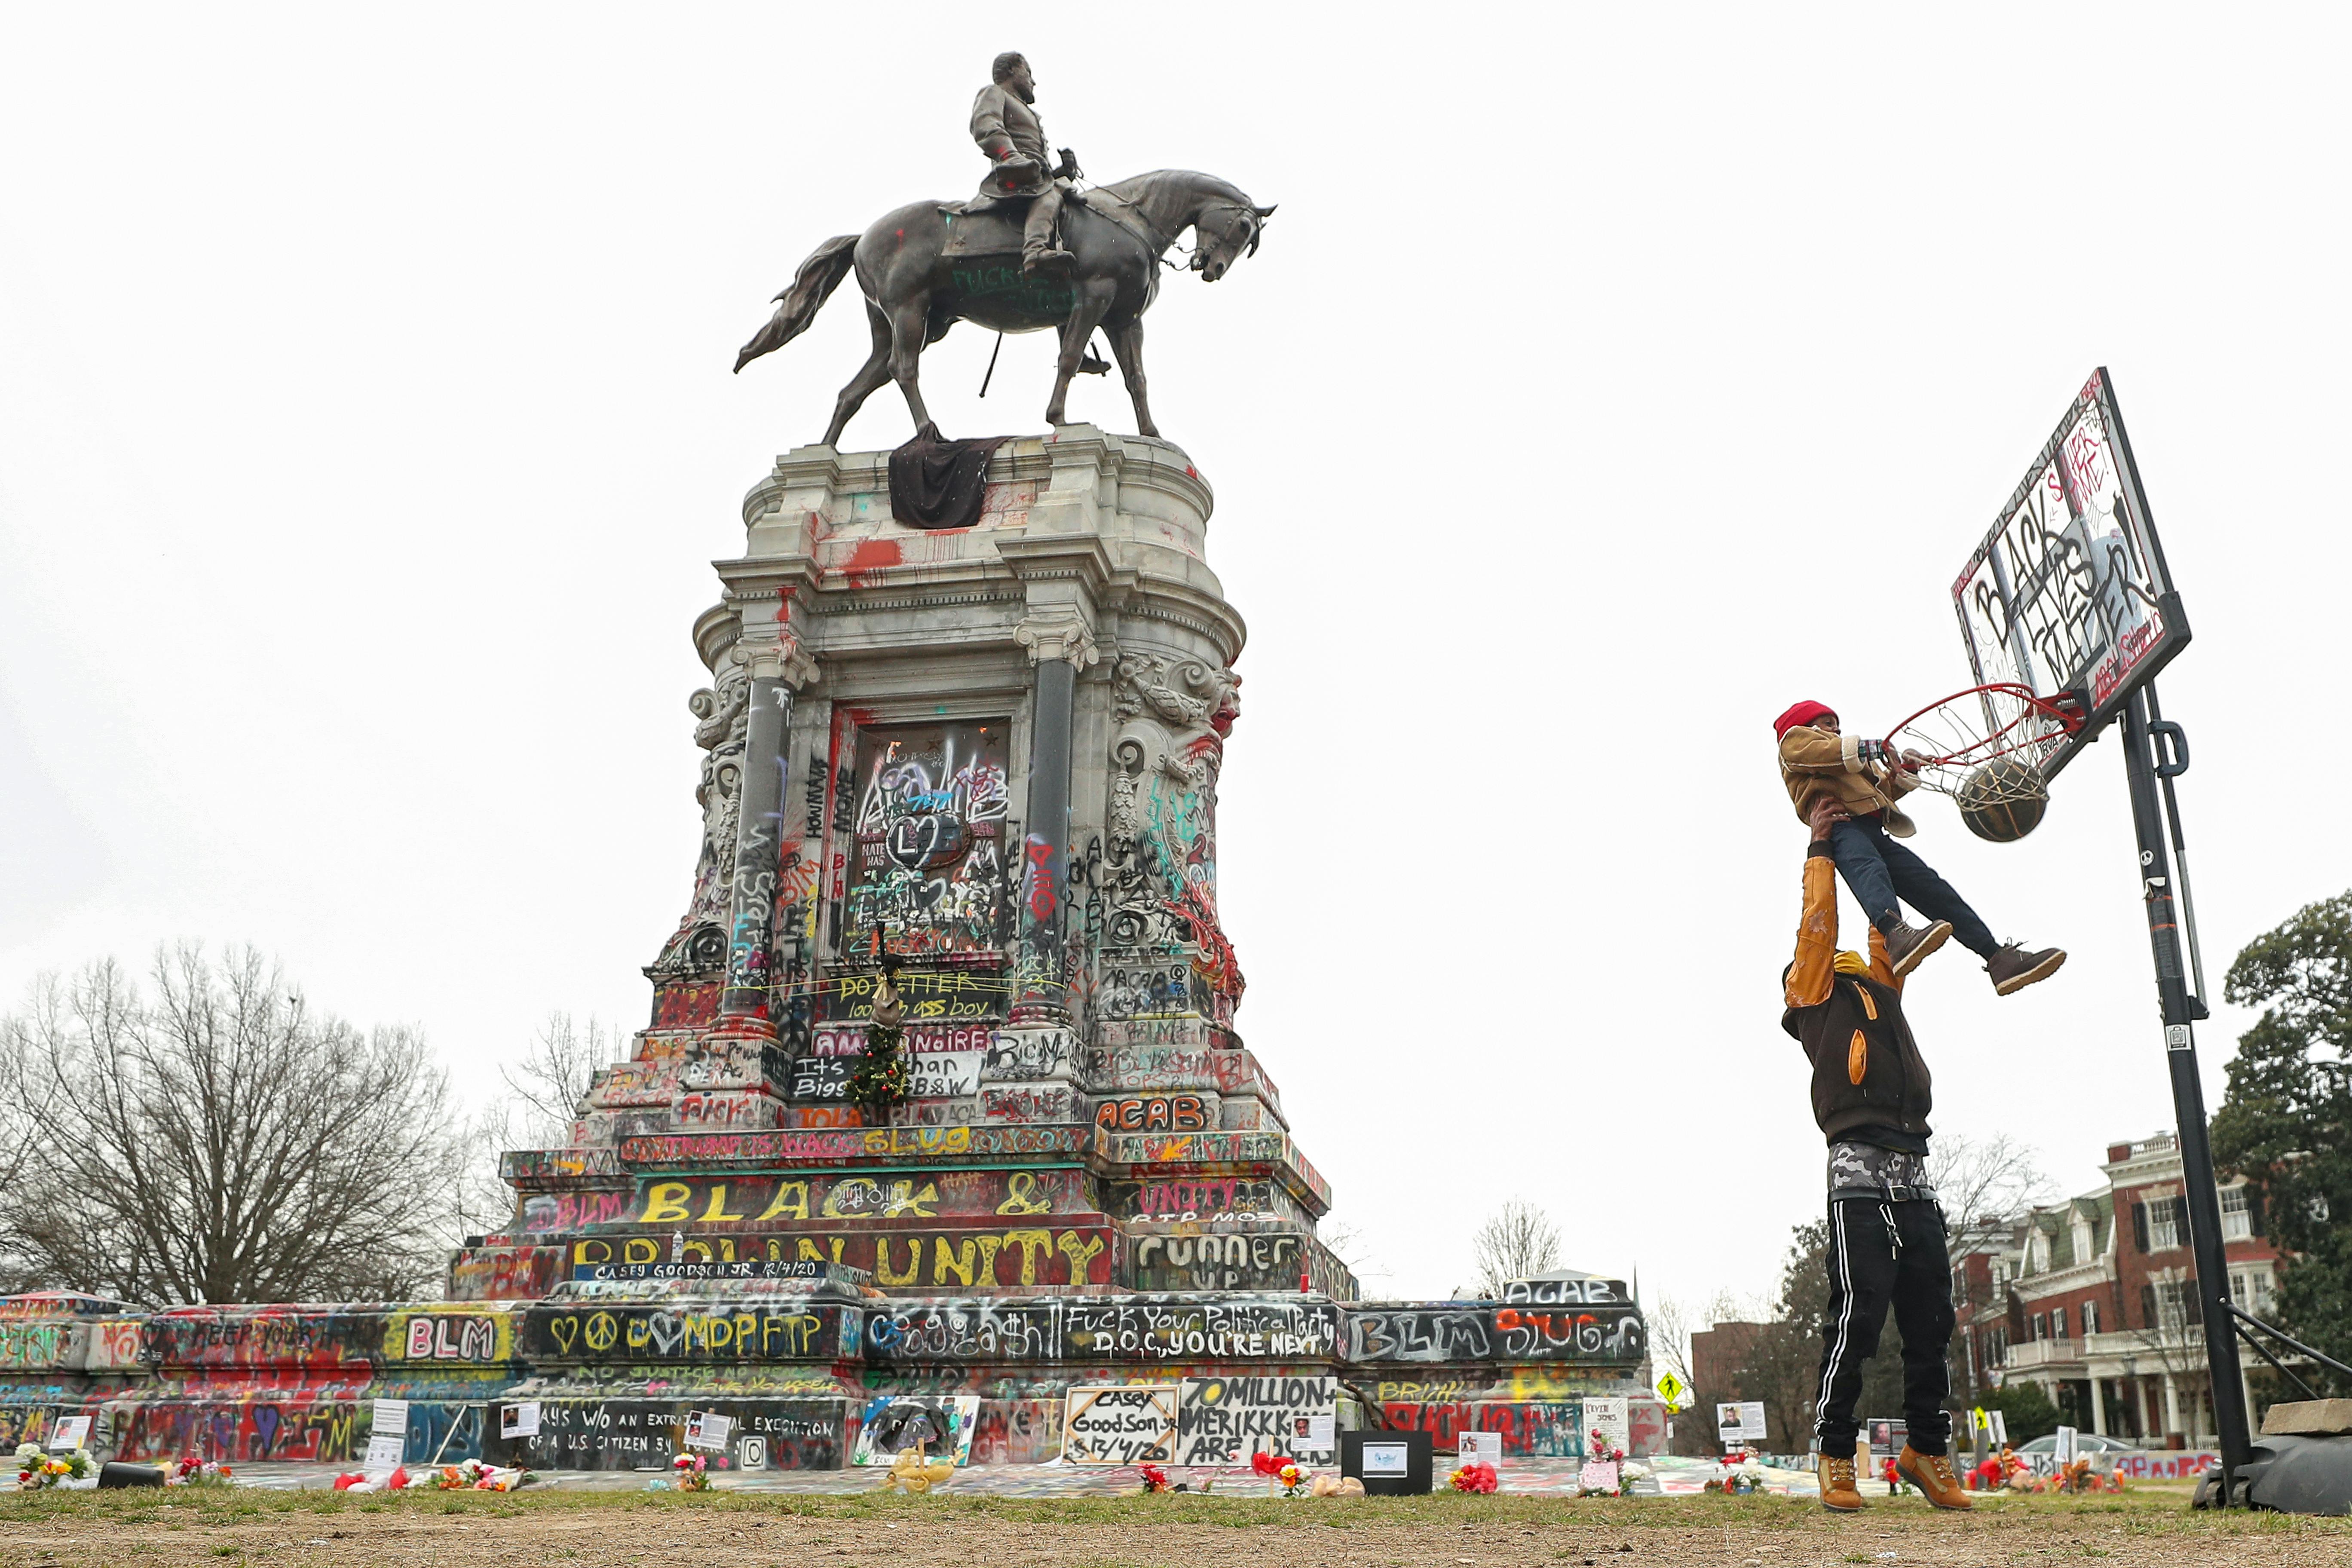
[462,428,1347,1302]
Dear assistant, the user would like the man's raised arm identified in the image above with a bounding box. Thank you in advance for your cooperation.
[1786,793,1844,1009]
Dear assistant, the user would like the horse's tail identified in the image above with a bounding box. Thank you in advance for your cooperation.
[733,234,859,374]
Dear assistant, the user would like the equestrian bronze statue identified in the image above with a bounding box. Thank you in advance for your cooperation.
[732,51,1273,445]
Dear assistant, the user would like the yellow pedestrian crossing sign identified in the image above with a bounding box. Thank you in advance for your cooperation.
[1655,1372,1691,1410]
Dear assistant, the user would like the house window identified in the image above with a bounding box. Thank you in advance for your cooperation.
[2222,1185,2253,1240]
[1987,1326,2007,1366]
[2148,1199,2184,1251]
[2032,1312,2048,1340]
[2052,1306,2069,1340]
[2082,1300,2100,1336]
[2073,1216,2096,1261]
[2149,1280,2195,1335]
[2032,1234,2051,1271]
[2232,1269,2277,1316]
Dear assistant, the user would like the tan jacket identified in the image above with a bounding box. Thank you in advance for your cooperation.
[1778,724,1917,837]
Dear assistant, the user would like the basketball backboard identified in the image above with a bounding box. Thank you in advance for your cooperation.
[1952,368,2189,782]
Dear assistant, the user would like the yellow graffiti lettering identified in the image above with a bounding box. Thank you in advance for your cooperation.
[700,1184,745,1223]
[997,1171,1052,1216]
[640,1182,693,1224]
[756,1180,810,1222]
[573,1238,612,1266]
[931,1241,978,1288]
[875,1236,922,1287]
[1005,1228,1053,1286]
[1056,1230,1107,1282]
[623,1236,658,1265]
[887,1180,939,1218]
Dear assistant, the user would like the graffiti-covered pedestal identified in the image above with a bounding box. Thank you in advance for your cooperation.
[462,426,1345,1304]
[0,433,1654,1475]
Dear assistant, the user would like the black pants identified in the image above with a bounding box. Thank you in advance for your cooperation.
[1828,815,1999,959]
[1814,1195,1956,1456]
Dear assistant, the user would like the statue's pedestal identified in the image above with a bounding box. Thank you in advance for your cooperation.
[464,426,1346,1305]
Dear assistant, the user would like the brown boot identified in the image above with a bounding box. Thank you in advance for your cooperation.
[1818,1449,1864,1513]
[1895,1444,1974,1510]
[1986,942,2067,996]
[1884,919,1953,979]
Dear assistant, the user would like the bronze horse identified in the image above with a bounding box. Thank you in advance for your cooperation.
[734,169,1272,445]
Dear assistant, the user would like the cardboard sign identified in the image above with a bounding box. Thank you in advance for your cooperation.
[47,1416,91,1451]
[1175,1375,1336,1465]
[1579,1459,1621,1492]
[1457,1430,1502,1468]
[501,1401,541,1439]
[684,1411,734,1451]
[1586,1396,1629,1456]
[1063,1385,1179,1465]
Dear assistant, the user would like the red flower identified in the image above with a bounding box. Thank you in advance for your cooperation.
[1251,1451,1286,1477]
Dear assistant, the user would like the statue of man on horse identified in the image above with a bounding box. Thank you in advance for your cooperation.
[963,52,1080,282]
[732,52,1274,448]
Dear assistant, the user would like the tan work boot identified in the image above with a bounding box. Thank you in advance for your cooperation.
[1818,1449,1864,1513]
[1884,919,1953,979]
[1895,1444,1974,1510]
[1986,942,2067,996]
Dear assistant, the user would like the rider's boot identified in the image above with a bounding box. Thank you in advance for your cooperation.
[1022,246,1075,281]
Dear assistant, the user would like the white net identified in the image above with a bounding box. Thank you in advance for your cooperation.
[1889,685,2077,805]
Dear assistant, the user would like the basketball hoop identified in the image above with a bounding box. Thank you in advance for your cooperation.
[1887,683,2087,842]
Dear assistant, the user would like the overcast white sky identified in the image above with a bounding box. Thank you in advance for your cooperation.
[4,6,2349,1314]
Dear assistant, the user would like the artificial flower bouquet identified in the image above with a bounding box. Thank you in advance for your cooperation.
[1449,1461,1499,1494]
[170,1455,235,1488]
[1138,1463,1170,1494]
[668,1452,711,1491]
[1250,1450,1305,1496]
[15,1443,97,1491]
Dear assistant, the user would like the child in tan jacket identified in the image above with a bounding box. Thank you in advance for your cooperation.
[1775,698,2064,995]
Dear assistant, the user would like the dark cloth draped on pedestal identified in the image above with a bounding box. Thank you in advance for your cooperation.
[888,425,1009,530]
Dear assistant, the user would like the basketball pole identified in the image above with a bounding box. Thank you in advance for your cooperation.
[2120,681,2252,1498]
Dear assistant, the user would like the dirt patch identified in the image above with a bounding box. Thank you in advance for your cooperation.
[4,1488,2352,1568]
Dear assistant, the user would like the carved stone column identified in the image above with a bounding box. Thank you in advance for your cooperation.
[1011,608,1098,1021]
[719,629,819,1026]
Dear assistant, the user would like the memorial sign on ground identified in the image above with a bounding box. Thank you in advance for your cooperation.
[1062,1384,1179,1464]
[1174,1375,1335,1465]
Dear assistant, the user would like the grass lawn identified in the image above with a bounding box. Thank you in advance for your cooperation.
[3,1481,2349,1568]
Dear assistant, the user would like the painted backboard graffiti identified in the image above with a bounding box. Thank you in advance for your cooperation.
[1062,1384,1179,1464]
[1955,368,2186,781]
[842,722,1011,956]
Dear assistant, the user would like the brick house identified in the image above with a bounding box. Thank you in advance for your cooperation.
[1962,1130,2285,1445]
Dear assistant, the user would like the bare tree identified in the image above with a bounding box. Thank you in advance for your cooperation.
[499,1011,615,1147]
[0,946,468,1303]
[1934,1130,2058,1227]
[1470,1197,1561,1298]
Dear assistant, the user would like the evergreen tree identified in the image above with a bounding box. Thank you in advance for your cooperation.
[2212,892,2352,1388]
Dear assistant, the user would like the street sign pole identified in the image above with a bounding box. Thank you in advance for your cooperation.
[2120,683,2251,1498]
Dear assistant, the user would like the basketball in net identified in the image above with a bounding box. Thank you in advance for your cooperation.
[1887,683,2083,845]
[1955,756,2048,842]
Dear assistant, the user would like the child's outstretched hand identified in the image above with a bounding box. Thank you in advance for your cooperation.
[1809,793,1849,839]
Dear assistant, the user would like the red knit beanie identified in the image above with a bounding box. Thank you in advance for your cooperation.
[1773,699,1836,739]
